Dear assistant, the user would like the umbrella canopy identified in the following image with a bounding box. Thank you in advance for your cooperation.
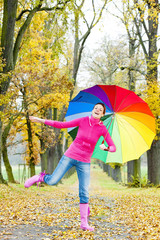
[65,85,156,164]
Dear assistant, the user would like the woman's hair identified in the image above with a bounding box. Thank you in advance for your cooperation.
[94,103,106,115]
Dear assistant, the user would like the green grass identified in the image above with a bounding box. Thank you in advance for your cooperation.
[2,162,148,186]
[3,164,160,198]
[90,165,160,197]
[91,164,125,191]
[2,165,41,183]
[61,171,78,186]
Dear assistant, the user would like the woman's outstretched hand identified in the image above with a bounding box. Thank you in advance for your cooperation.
[99,144,109,151]
[29,116,44,123]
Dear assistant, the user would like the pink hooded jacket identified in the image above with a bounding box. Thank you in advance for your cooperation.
[45,115,116,163]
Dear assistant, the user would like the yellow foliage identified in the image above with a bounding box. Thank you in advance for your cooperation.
[142,82,160,139]
[11,11,74,165]
[124,0,159,25]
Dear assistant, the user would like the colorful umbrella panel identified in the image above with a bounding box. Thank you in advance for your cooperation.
[65,85,156,164]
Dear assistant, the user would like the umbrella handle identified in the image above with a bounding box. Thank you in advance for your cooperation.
[104,147,110,151]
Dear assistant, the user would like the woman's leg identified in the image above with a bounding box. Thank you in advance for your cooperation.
[76,161,94,231]
[44,155,74,185]
[76,161,90,204]
[24,155,73,188]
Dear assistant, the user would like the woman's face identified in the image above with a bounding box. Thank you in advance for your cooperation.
[92,104,104,119]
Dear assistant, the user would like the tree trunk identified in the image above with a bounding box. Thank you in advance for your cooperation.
[108,165,112,177]
[72,11,80,83]
[147,1,158,83]
[1,0,18,74]
[0,118,7,184]
[126,27,143,183]
[147,139,160,185]
[101,162,121,182]
[40,140,48,172]
[127,159,141,184]
[26,117,35,177]
[0,0,18,184]
[112,165,122,182]
[47,145,56,174]
[2,145,16,183]
[47,108,57,173]
[146,1,159,185]
[23,87,35,177]
[102,162,109,173]
[127,159,141,183]
[2,117,16,183]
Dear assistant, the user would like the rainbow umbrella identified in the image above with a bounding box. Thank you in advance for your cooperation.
[65,85,156,164]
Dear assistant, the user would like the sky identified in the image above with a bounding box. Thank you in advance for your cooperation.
[76,0,126,88]
[87,1,125,45]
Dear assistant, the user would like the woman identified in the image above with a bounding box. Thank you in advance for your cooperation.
[24,103,116,231]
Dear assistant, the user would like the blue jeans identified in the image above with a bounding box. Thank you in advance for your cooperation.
[44,155,91,203]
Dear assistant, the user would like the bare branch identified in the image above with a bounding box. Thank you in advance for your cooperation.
[75,0,85,9]
[79,0,108,42]
[120,66,146,75]
[13,152,26,156]
[135,3,149,39]
[92,0,108,28]
[133,17,148,57]
[37,0,70,12]
[7,139,25,147]
[16,9,31,21]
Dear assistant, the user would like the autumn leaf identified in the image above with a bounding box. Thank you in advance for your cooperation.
[1,165,160,239]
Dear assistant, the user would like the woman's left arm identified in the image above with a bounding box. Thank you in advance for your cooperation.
[100,128,116,152]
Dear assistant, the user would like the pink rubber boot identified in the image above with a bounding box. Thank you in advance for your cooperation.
[88,206,90,217]
[80,203,94,231]
[24,171,46,188]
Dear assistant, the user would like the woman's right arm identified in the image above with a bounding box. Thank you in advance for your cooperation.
[44,118,81,129]
[29,116,45,124]
[29,116,82,129]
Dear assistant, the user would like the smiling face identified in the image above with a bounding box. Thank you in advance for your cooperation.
[92,104,105,119]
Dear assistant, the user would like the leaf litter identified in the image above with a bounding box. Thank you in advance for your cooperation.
[0,165,160,239]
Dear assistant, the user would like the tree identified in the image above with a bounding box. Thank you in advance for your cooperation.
[71,0,108,95]
[82,35,145,182]
[122,0,160,185]
[109,0,159,185]
[115,0,143,184]
[107,0,148,184]
[83,37,130,86]
[46,0,109,174]
[0,0,71,182]
[13,15,73,176]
